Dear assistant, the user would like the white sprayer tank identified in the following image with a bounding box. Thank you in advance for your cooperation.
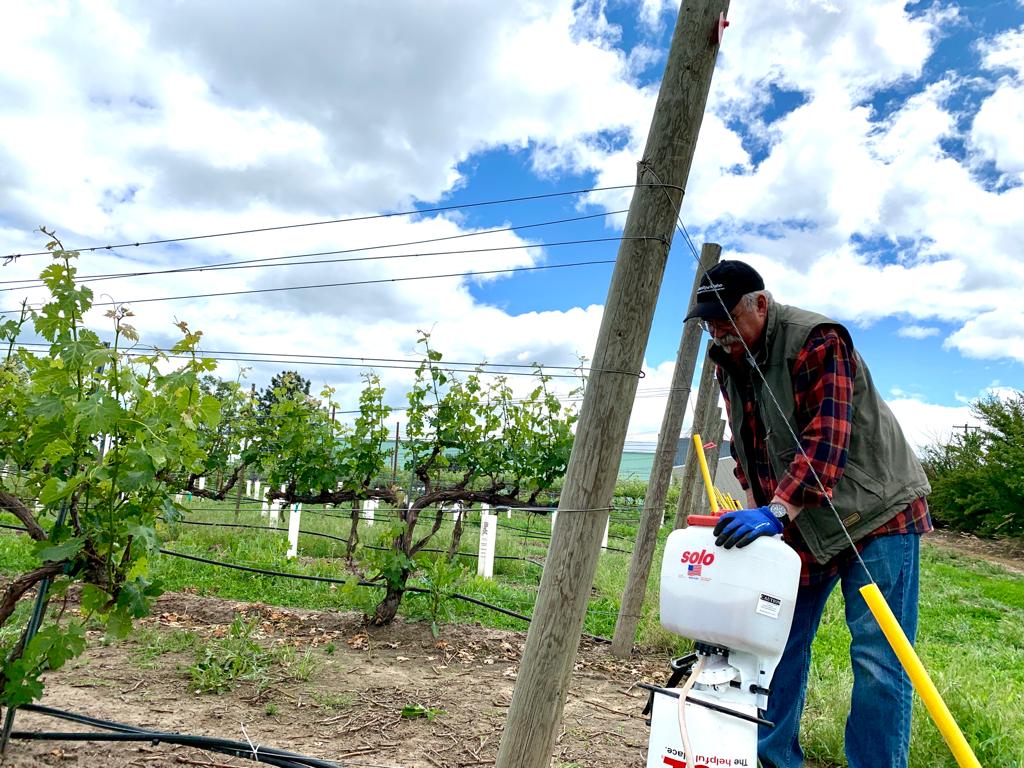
[660,515,801,669]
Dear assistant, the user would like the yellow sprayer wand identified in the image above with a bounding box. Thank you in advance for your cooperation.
[692,434,718,514]
[859,584,980,767]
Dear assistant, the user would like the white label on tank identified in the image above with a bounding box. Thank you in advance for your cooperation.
[756,592,783,619]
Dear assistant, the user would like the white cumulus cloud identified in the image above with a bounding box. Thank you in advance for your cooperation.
[898,325,940,339]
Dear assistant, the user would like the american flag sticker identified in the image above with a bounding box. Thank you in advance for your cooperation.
[687,562,702,577]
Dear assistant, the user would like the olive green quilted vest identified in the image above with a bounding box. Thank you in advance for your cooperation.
[717,301,931,564]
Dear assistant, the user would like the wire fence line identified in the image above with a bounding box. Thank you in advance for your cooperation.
[2,217,638,294]
[2,238,635,304]
[3,182,683,260]
[170,500,648,539]
[1,256,624,315]
[0,209,631,289]
[172,511,637,553]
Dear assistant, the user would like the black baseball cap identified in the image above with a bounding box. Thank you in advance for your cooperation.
[684,260,765,321]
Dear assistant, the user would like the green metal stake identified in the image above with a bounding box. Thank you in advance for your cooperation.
[0,501,69,755]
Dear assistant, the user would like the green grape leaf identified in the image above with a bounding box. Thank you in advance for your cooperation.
[104,609,133,639]
[80,584,112,615]
[34,536,84,563]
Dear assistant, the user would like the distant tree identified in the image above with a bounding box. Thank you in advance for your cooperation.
[257,371,311,418]
[923,391,1024,537]
[186,376,258,498]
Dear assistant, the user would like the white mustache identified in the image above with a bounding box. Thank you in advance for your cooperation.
[712,334,742,348]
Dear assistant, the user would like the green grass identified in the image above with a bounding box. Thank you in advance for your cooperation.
[2,502,1022,765]
[803,544,1024,767]
[127,626,198,667]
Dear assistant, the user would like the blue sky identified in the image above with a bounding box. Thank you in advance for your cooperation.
[1,0,1022,449]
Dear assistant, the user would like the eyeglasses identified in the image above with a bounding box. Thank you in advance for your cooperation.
[698,305,745,334]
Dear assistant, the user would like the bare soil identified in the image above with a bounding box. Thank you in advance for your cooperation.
[924,528,1024,575]
[5,592,670,768]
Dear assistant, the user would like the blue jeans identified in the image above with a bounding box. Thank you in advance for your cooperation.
[758,534,921,768]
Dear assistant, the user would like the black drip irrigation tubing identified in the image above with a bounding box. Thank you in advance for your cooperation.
[176,502,648,522]
[0,525,608,638]
[0,524,607,617]
[171,502,638,547]
[494,518,637,547]
[175,518,348,548]
[173,518,544,567]
[3,514,633,555]
[14,703,347,768]
[158,548,610,643]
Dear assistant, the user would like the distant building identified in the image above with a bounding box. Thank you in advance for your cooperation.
[618,437,737,489]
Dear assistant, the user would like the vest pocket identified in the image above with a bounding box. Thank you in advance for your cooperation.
[840,461,885,503]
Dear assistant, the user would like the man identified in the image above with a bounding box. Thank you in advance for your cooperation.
[683,260,932,768]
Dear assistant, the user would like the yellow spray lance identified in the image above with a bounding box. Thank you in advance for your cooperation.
[687,434,980,768]
[692,434,718,514]
[860,586,979,767]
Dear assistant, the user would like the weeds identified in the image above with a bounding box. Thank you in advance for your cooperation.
[411,556,466,637]
[188,616,279,694]
[286,647,320,682]
[401,702,444,721]
[130,627,197,666]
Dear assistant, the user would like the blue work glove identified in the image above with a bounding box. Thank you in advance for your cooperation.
[713,506,784,549]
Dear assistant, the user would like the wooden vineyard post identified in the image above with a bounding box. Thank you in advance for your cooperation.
[495,2,730,765]
[673,341,718,528]
[611,242,720,657]
[679,345,724,522]
[233,475,243,520]
[706,417,727,480]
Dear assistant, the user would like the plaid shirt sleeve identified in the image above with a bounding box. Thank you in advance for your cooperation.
[716,366,750,490]
[774,326,856,508]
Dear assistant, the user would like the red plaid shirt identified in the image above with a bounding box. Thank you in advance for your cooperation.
[718,324,932,586]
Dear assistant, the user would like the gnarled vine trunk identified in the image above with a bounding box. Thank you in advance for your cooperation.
[346,500,360,561]
[369,569,410,625]
[446,509,465,560]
